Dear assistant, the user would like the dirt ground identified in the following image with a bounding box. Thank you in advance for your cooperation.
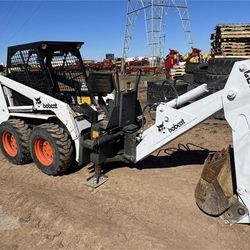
[1,119,250,249]
[1,78,250,249]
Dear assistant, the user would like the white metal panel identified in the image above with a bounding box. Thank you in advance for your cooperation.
[3,86,14,106]
[0,84,10,123]
[8,106,34,111]
[9,113,55,120]
[223,60,250,223]
[136,90,223,161]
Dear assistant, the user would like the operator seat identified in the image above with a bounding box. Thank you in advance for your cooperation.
[87,71,116,114]
[87,71,115,95]
[87,71,140,129]
[87,71,122,129]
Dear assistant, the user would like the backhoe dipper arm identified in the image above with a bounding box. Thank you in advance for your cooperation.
[136,60,250,224]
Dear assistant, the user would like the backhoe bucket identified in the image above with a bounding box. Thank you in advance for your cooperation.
[195,147,234,216]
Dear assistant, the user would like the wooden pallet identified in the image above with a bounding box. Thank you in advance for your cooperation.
[212,45,250,53]
[215,26,250,33]
[169,69,185,74]
[212,48,250,52]
[221,34,250,39]
[169,66,185,77]
[212,43,250,48]
[214,55,250,59]
[172,65,185,70]
[211,34,250,42]
[212,40,250,46]
[212,33,250,39]
[169,72,185,77]
[214,52,250,56]
[211,24,250,57]
[217,28,250,32]
[215,24,250,31]
[219,30,250,35]
[216,23,250,28]
[220,46,250,50]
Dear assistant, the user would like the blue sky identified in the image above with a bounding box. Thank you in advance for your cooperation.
[0,0,249,63]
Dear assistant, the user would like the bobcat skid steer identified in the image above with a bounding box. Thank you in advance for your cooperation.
[1,41,250,225]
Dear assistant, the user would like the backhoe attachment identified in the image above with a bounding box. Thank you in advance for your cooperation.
[195,147,234,216]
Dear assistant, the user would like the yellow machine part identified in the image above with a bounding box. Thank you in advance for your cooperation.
[77,96,91,105]
[183,53,190,61]
[91,130,100,139]
[189,56,199,63]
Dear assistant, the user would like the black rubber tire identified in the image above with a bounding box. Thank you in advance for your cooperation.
[187,82,199,92]
[207,58,247,75]
[0,119,31,165]
[193,71,207,83]
[198,63,208,70]
[147,79,188,104]
[182,73,194,84]
[185,63,206,73]
[206,73,229,89]
[30,123,74,175]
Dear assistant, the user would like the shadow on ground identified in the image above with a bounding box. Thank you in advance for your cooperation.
[62,143,213,176]
[102,143,213,174]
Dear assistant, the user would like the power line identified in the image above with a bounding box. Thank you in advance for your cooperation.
[1,1,23,32]
[4,1,43,44]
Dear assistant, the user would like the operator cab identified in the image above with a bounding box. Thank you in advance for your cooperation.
[7,41,90,106]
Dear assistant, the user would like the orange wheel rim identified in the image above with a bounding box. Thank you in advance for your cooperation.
[2,131,18,157]
[34,138,54,167]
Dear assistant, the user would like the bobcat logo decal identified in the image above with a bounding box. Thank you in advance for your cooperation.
[35,97,41,105]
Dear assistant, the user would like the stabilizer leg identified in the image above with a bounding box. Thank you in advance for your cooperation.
[86,164,108,188]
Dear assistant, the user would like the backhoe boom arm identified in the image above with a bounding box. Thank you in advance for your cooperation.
[136,60,250,224]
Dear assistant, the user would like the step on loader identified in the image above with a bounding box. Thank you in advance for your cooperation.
[0,41,250,225]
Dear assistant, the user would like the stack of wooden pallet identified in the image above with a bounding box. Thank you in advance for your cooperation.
[211,24,250,57]
[169,64,186,78]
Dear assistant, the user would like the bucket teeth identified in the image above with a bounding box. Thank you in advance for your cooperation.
[195,146,234,216]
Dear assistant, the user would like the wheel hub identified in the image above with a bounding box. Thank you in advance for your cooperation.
[34,138,54,167]
[2,131,18,157]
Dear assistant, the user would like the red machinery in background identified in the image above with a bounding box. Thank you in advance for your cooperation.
[164,49,180,70]
[84,58,114,71]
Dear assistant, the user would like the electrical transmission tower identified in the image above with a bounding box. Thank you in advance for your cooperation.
[122,0,193,67]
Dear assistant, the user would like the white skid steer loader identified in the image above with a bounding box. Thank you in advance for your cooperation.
[0,41,250,225]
